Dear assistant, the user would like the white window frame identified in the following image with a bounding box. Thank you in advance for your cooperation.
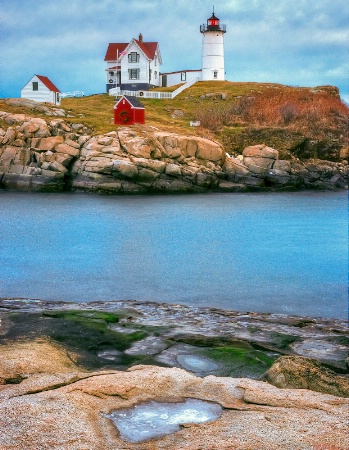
[128,68,140,80]
[128,52,140,63]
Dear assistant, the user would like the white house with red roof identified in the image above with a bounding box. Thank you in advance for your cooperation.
[21,75,61,105]
[104,34,162,93]
[106,10,226,96]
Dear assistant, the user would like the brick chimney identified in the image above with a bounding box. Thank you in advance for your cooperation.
[139,33,143,42]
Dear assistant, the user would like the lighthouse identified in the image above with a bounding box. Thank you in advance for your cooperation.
[200,10,226,81]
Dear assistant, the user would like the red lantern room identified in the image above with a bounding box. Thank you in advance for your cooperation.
[207,12,220,28]
[200,10,226,34]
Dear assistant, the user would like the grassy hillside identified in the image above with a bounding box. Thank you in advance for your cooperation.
[2,81,348,161]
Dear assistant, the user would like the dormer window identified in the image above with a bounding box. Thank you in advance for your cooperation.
[128,52,140,63]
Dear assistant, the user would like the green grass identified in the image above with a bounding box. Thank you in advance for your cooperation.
[2,80,347,158]
[58,81,288,136]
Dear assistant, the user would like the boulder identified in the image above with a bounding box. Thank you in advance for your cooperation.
[1,127,16,145]
[0,146,18,166]
[155,133,183,159]
[273,160,291,173]
[218,181,248,192]
[223,157,250,176]
[112,160,138,179]
[33,136,64,152]
[262,356,349,398]
[195,137,224,163]
[118,130,152,159]
[55,143,80,157]
[131,157,166,173]
[136,167,160,185]
[83,158,114,174]
[244,176,265,188]
[243,144,279,160]
[165,163,182,177]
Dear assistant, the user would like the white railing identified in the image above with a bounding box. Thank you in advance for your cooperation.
[171,77,200,97]
[109,77,200,100]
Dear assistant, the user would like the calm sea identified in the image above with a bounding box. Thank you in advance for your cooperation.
[0,191,347,319]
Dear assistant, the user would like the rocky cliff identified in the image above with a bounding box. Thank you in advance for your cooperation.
[0,103,348,194]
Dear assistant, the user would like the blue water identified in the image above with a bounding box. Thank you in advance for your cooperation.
[0,191,347,319]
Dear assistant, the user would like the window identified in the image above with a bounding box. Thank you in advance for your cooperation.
[128,52,140,63]
[32,81,38,91]
[213,71,218,79]
[56,93,60,103]
[154,71,157,79]
[128,69,140,80]
[181,72,186,81]
[154,55,157,66]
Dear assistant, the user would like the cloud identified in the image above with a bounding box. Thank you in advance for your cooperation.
[0,0,348,99]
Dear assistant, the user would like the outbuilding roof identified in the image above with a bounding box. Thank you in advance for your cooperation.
[115,95,145,109]
[36,75,60,92]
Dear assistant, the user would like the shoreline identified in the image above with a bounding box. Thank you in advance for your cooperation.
[0,296,347,323]
[1,297,348,375]
[1,297,348,448]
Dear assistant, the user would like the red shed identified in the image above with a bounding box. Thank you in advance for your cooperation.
[114,95,145,125]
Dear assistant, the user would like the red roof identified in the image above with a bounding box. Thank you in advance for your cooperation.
[104,40,158,61]
[36,75,60,93]
[104,43,128,61]
[135,40,158,60]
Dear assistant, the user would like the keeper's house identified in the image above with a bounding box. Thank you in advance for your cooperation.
[114,95,145,125]
[21,74,61,105]
[105,34,162,93]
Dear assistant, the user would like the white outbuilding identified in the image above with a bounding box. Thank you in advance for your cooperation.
[21,74,61,105]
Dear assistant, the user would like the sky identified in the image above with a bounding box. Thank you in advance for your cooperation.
[1,0,348,102]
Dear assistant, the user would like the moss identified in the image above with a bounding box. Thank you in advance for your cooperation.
[203,346,277,378]
[43,310,120,323]
[175,335,252,348]
[269,332,301,349]
[3,310,150,370]
[331,336,349,346]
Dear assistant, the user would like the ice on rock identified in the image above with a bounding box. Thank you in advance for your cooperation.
[105,398,222,443]
[177,354,219,372]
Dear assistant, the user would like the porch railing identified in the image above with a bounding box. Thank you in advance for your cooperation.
[109,77,200,99]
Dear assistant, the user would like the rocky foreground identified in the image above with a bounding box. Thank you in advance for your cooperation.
[0,99,348,193]
[0,299,348,449]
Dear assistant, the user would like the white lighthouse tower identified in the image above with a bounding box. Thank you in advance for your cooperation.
[200,9,226,81]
